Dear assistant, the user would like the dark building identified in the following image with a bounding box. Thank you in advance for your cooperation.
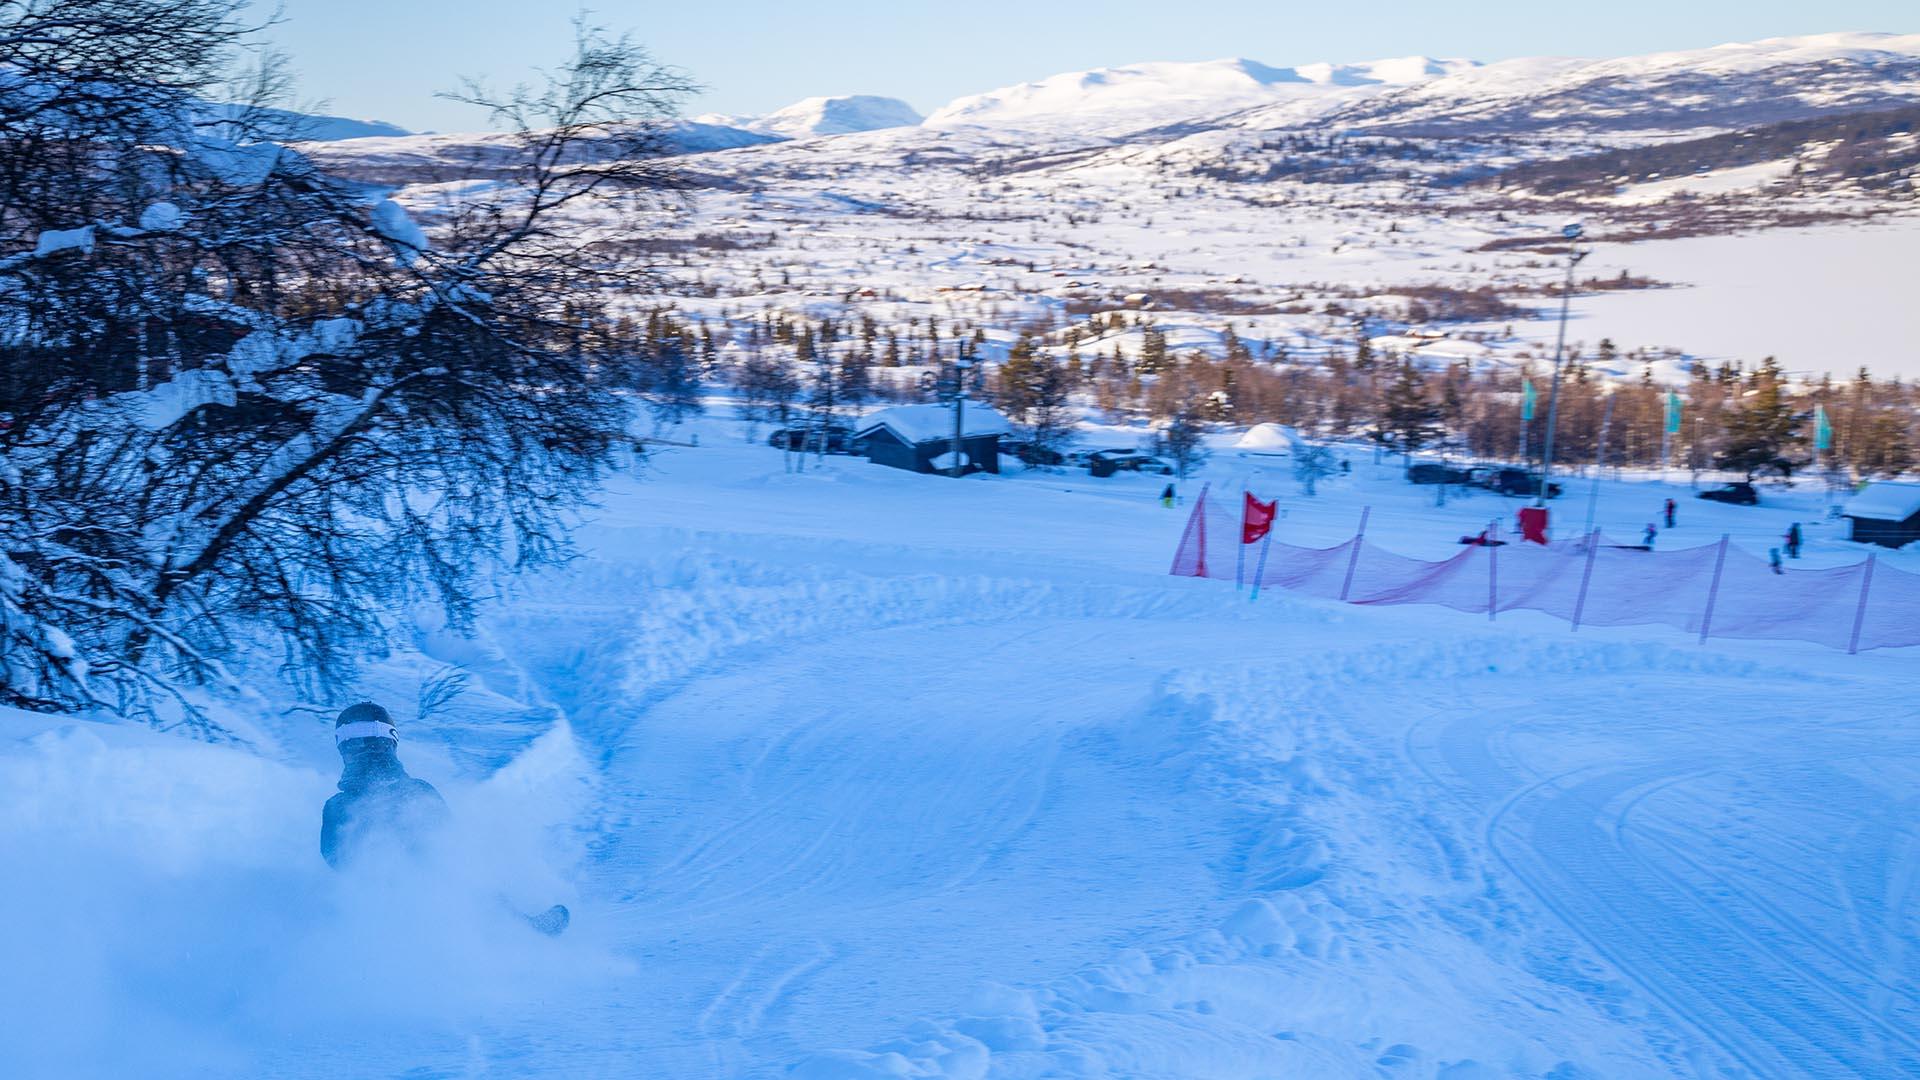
[1842,482,1920,549]
[853,404,1010,476]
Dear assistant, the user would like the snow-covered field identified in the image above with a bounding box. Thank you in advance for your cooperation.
[5,413,1915,1078]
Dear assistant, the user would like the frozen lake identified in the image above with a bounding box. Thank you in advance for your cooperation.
[1577,216,1920,381]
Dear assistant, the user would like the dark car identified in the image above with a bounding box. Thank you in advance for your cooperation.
[1407,463,1470,485]
[1089,453,1175,478]
[1698,481,1759,506]
[1005,440,1066,466]
[768,424,855,453]
[1478,467,1562,498]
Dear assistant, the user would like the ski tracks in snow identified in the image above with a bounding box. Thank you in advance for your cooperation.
[1409,668,1920,1078]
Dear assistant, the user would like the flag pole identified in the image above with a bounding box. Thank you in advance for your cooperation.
[1235,490,1248,593]
[1250,518,1276,603]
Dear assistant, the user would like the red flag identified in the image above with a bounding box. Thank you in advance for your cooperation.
[1517,506,1549,545]
[1242,492,1277,544]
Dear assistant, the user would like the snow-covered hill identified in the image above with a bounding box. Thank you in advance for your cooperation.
[1305,31,1920,134]
[922,55,1479,135]
[295,119,782,185]
[202,103,413,141]
[703,94,923,139]
[8,413,1916,1077]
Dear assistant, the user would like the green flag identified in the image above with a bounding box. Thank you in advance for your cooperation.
[1664,390,1682,435]
[1521,379,1536,422]
[1814,404,1832,451]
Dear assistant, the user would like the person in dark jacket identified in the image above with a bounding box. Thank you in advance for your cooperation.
[1664,498,1676,528]
[1160,482,1176,508]
[1785,521,1803,558]
[321,702,447,869]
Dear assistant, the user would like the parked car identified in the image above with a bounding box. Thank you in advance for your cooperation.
[1090,453,1175,477]
[1697,481,1759,506]
[1407,463,1471,485]
[768,424,855,453]
[1006,440,1066,466]
[1476,467,1562,498]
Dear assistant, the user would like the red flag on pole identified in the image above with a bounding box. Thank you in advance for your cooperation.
[1242,493,1277,544]
[1517,506,1549,546]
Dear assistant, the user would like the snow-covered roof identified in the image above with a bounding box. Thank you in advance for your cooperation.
[854,404,1011,445]
[1841,481,1920,522]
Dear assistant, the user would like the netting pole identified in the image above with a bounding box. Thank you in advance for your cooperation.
[1571,528,1601,632]
[1698,533,1729,645]
[1848,552,1877,655]
[1234,489,1247,593]
[1338,506,1371,602]
[1250,524,1276,603]
[1487,518,1499,621]
[1169,482,1211,577]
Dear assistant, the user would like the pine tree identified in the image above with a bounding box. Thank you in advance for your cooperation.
[1715,356,1800,478]
[1379,359,1442,462]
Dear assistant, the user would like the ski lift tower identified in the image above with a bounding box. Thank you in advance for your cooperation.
[1536,221,1590,508]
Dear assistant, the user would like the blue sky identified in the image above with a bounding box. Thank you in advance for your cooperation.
[257,1,1917,132]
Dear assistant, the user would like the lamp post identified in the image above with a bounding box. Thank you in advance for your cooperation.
[950,355,973,478]
[1536,221,1589,506]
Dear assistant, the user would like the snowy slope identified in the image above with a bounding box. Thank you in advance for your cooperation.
[5,410,1916,1077]
[923,56,1478,135]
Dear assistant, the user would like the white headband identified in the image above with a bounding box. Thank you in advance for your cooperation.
[334,720,398,745]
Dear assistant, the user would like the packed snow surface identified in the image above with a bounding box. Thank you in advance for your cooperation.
[4,409,1915,1078]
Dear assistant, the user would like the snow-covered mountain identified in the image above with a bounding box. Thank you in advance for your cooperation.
[203,103,412,141]
[726,94,924,138]
[294,119,781,185]
[922,56,1480,135]
[1300,31,1920,134]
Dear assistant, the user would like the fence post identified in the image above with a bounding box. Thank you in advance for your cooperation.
[1487,520,1498,621]
[1848,553,1877,655]
[1698,533,1729,645]
[1338,506,1371,602]
[1234,490,1247,592]
[1250,522,1276,603]
[1571,528,1601,632]
[1169,482,1211,577]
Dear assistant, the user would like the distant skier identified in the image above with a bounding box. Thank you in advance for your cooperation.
[1642,523,1658,549]
[321,702,447,870]
[1664,498,1676,529]
[1770,547,1785,575]
[1785,521,1804,558]
[1160,482,1176,508]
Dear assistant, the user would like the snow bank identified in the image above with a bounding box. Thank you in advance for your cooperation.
[1234,422,1299,454]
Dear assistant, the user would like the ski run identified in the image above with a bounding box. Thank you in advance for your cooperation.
[5,416,1916,1078]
